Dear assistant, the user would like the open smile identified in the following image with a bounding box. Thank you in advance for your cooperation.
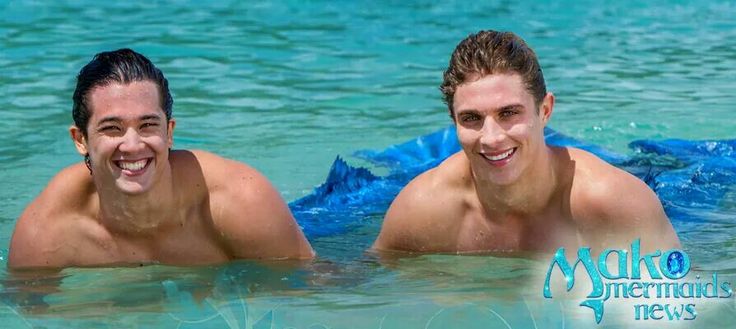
[114,158,152,176]
[480,147,517,166]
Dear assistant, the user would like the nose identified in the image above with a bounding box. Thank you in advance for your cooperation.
[118,128,145,153]
[479,117,507,147]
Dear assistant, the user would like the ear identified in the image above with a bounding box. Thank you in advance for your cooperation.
[166,118,176,148]
[70,125,88,156]
[539,92,555,126]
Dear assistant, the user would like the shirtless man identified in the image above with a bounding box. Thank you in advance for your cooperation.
[8,49,314,269]
[373,31,679,254]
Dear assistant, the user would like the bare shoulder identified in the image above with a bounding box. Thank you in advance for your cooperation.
[186,150,285,211]
[177,150,255,184]
[186,150,314,259]
[565,147,658,220]
[9,163,97,269]
[563,147,679,250]
[373,151,471,252]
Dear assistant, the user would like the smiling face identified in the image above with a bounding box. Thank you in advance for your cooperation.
[453,73,554,186]
[71,81,175,195]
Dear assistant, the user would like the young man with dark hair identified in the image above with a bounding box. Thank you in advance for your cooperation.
[373,31,679,254]
[9,49,314,269]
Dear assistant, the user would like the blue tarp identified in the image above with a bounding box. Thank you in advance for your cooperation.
[289,126,736,239]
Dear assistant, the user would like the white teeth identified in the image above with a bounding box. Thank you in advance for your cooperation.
[118,159,147,171]
[484,148,514,161]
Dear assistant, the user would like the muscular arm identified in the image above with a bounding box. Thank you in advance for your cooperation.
[8,204,62,269]
[195,151,314,260]
[373,168,460,253]
[575,162,680,253]
[8,164,93,270]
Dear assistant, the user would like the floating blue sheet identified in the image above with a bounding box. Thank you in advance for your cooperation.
[290,127,736,239]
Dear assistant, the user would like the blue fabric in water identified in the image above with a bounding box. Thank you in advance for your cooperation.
[289,126,736,239]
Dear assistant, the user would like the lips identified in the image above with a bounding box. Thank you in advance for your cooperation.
[114,158,152,175]
[480,147,517,166]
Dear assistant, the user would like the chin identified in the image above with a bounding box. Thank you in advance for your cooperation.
[115,181,153,195]
[482,174,522,186]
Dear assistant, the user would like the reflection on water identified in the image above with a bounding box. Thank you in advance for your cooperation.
[4,252,732,328]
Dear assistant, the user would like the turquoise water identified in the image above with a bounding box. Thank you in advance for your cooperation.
[1,0,736,327]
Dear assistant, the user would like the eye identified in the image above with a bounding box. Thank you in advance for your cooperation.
[499,110,517,119]
[460,113,481,123]
[140,122,159,129]
[98,125,121,133]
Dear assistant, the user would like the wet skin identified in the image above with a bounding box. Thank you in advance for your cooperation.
[8,81,314,269]
[373,73,680,255]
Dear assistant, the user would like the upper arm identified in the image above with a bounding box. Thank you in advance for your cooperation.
[582,167,680,252]
[9,205,49,269]
[372,180,417,252]
[8,165,89,269]
[200,152,314,260]
[8,212,72,270]
[373,170,456,252]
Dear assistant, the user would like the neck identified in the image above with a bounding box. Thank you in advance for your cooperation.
[473,145,558,218]
[95,167,180,234]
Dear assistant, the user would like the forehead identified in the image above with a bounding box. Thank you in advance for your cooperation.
[453,73,534,111]
[87,81,162,118]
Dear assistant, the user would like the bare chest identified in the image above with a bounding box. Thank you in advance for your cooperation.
[453,207,581,252]
[74,213,230,266]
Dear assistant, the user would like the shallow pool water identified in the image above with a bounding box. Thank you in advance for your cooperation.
[1,1,735,327]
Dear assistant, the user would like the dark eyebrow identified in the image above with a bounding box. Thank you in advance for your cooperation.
[96,116,122,126]
[96,114,162,126]
[140,114,162,121]
[455,108,480,116]
[498,104,525,112]
[456,103,525,116]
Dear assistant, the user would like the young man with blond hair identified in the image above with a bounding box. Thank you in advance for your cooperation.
[374,31,679,254]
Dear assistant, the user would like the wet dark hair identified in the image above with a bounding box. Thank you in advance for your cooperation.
[72,48,173,136]
[440,30,546,117]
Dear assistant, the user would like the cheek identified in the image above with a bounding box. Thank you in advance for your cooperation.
[87,139,112,154]
[455,128,478,149]
[506,122,532,140]
[147,135,171,150]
